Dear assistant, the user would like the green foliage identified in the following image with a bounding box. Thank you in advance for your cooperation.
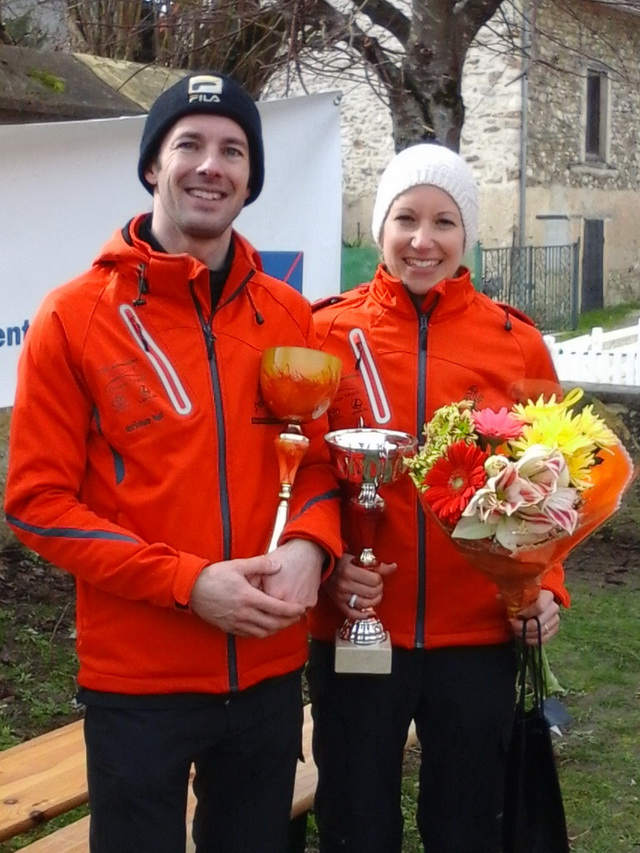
[341,246,379,292]
[27,68,66,93]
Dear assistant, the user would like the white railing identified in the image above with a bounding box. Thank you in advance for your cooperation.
[544,319,640,387]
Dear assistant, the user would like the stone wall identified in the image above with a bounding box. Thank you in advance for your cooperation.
[457,13,525,249]
[527,2,640,193]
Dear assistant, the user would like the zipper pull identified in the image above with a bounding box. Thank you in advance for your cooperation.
[419,313,429,351]
[203,324,214,360]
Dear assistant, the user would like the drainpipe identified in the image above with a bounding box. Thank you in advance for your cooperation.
[519,0,531,248]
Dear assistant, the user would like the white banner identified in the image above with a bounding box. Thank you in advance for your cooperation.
[0,91,342,407]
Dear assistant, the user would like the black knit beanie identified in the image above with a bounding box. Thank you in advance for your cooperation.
[138,73,264,205]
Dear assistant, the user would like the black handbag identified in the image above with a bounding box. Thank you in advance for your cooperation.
[502,618,570,853]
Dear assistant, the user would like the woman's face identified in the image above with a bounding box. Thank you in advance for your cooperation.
[381,185,465,296]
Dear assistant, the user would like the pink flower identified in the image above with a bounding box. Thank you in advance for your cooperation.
[472,407,524,442]
[542,487,580,534]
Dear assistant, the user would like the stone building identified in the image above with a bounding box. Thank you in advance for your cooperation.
[265,0,640,308]
[463,0,640,308]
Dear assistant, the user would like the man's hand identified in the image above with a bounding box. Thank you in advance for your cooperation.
[262,538,326,609]
[323,552,397,619]
[509,589,560,646]
[190,556,305,637]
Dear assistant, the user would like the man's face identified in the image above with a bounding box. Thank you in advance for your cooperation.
[144,113,251,248]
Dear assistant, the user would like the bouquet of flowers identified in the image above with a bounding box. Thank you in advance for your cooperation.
[406,388,635,616]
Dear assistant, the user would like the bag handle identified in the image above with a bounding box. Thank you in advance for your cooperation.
[517,617,545,713]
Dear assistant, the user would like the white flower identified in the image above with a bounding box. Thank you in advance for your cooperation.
[453,445,579,551]
[515,444,570,495]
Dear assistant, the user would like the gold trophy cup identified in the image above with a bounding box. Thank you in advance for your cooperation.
[325,428,418,674]
[260,346,341,553]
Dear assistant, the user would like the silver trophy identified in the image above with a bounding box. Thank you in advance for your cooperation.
[325,428,417,674]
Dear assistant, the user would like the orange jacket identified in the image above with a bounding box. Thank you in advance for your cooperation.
[309,264,570,650]
[5,215,341,694]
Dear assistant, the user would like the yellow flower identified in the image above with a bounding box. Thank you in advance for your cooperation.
[566,447,599,490]
[510,407,597,489]
[512,387,584,423]
[574,405,617,450]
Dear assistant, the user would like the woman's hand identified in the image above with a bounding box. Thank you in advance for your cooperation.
[323,552,397,619]
[510,589,560,645]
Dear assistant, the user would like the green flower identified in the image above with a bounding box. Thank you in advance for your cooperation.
[406,400,478,488]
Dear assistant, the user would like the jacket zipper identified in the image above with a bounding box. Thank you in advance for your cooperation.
[190,285,238,692]
[413,294,439,648]
[414,311,429,647]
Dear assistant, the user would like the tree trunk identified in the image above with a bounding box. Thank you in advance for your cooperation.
[389,0,504,151]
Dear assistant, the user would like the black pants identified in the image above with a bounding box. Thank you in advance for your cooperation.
[307,640,517,853]
[82,674,303,853]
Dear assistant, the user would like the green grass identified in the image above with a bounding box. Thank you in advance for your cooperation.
[0,604,79,749]
[575,303,640,334]
[2,806,91,852]
[551,580,640,853]
[554,302,640,341]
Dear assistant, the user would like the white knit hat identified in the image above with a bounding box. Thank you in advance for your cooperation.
[371,144,479,252]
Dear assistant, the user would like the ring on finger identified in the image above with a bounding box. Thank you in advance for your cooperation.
[348,593,358,609]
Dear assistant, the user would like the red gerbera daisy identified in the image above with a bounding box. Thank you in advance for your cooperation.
[421,440,489,524]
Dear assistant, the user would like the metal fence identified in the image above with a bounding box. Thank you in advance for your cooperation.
[479,243,580,332]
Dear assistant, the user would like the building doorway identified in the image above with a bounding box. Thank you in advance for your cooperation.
[581,219,604,311]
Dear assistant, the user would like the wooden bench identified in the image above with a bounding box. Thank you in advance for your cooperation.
[0,704,417,852]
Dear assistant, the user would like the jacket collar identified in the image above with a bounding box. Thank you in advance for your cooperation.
[96,214,261,313]
[369,263,475,322]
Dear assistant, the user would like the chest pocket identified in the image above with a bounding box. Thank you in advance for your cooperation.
[347,328,391,425]
[119,304,193,416]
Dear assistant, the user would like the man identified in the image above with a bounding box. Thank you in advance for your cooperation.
[4,73,341,853]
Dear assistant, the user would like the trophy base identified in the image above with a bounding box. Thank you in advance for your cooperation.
[334,631,392,674]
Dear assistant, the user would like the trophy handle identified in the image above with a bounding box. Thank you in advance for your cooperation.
[266,425,310,553]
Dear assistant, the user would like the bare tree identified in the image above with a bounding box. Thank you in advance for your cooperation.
[61,0,507,149]
[65,0,294,97]
[5,0,639,149]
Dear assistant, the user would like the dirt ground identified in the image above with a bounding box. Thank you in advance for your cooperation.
[1,482,638,739]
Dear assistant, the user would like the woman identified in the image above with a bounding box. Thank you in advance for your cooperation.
[308,143,570,853]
